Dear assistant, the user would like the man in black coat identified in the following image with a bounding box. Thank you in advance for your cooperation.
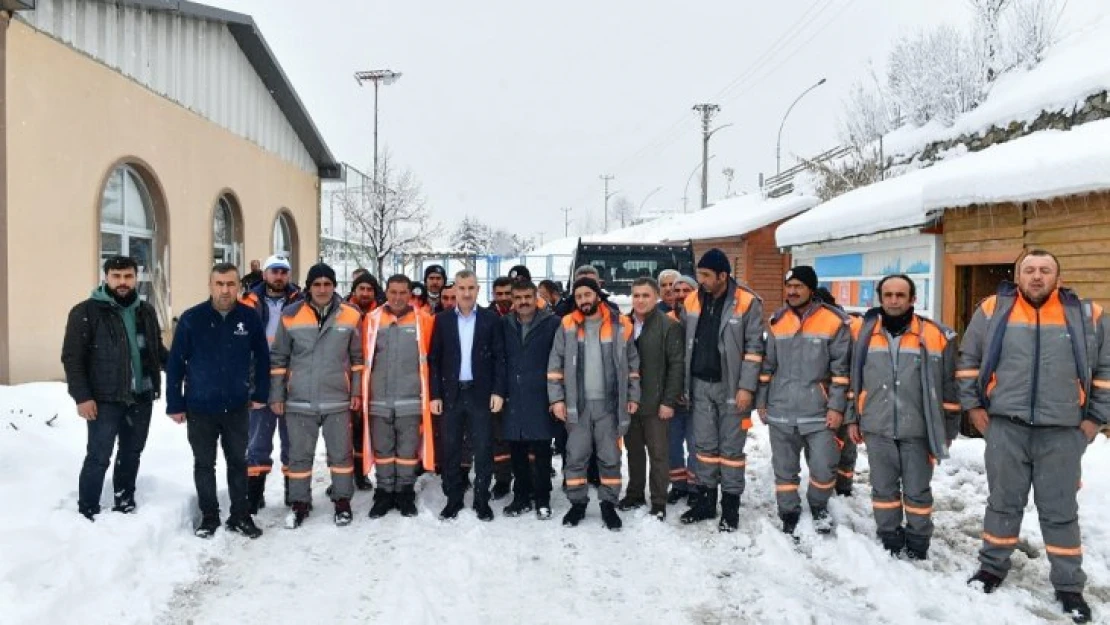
[500,279,562,520]
[429,269,507,521]
[166,263,271,539]
[62,256,167,520]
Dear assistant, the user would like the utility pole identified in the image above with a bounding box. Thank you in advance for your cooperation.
[354,69,403,187]
[693,103,720,209]
[560,207,573,237]
[599,174,615,233]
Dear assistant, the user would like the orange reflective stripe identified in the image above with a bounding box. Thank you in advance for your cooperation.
[831,376,849,386]
[330,466,354,474]
[719,457,746,468]
[286,470,312,479]
[956,369,980,379]
[872,500,902,510]
[350,365,365,372]
[247,466,272,477]
[375,457,397,465]
[565,478,588,486]
[809,477,836,490]
[775,484,799,492]
[837,469,854,479]
[696,454,720,465]
[1045,544,1083,557]
[494,454,512,462]
[547,372,564,380]
[600,477,622,486]
[744,353,763,363]
[669,469,688,476]
[629,372,641,380]
[942,402,961,411]
[1092,379,1110,390]
[395,458,420,466]
[981,532,1018,546]
[759,374,773,383]
[904,503,933,515]
[270,368,288,375]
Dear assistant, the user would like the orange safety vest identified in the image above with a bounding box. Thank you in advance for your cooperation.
[359,306,436,475]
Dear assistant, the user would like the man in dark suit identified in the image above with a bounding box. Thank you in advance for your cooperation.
[430,269,508,521]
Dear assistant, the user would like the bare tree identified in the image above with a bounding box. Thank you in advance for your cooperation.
[1004,0,1066,69]
[887,24,984,126]
[452,216,492,255]
[802,144,885,201]
[611,195,637,229]
[838,66,899,148]
[336,153,442,277]
[967,0,1014,82]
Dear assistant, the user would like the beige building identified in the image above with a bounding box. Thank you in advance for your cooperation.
[0,0,340,383]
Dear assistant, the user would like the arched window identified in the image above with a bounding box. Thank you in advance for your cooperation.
[272,211,298,276]
[213,195,242,269]
[100,165,156,298]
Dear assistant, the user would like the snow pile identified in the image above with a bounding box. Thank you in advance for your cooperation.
[778,119,1110,247]
[4,381,1110,623]
[884,12,1110,159]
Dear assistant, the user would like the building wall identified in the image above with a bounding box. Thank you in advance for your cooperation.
[19,0,316,174]
[941,192,1110,326]
[4,19,319,383]
[691,224,791,318]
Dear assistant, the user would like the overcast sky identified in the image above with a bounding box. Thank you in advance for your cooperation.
[209,0,1102,245]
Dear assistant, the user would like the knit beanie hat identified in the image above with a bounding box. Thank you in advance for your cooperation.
[697,248,731,276]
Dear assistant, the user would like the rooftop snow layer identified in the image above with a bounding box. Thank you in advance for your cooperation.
[778,118,1110,247]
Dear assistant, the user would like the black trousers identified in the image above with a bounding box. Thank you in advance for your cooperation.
[510,440,553,505]
[442,387,493,502]
[78,401,153,513]
[187,408,249,520]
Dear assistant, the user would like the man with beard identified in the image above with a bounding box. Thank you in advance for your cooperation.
[553,265,620,318]
[363,275,435,519]
[667,275,699,504]
[166,263,270,539]
[270,263,364,528]
[679,251,764,532]
[501,279,562,520]
[538,280,561,309]
[240,255,302,512]
[961,251,1110,624]
[63,256,167,520]
[348,272,380,491]
[548,278,641,530]
[844,274,959,560]
[440,282,457,310]
[757,265,851,537]
[490,276,514,317]
[424,265,447,312]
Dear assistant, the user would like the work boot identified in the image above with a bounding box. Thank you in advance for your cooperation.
[535,497,552,521]
[492,480,512,501]
[112,494,137,514]
[285,502,310,529]
[599,501,622,531]
[880,528,906,557]
[967,569,1003,594]
[649,504,666,521]
[474,499,495,522]
[781,511,801,536]
[905,534,929,561]
[562,502,587,527]
[396,487,418,518]
[79,505,99,522]
[439,498,465,521]
[194,515,221,539]
[354,472,373,491]
[226,515,263,539]
[680,486,718,525]
[812,507,834,535]
[618,496,646,512]
[247,475,267,514]
[666,486,687,505]
[718,492,740,533]
[1056,591,1092,623]
[503,496,533,517]
[334,499,353,527]
[367,490,395,519]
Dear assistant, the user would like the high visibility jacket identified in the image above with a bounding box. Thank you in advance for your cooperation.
[269,295,364,414]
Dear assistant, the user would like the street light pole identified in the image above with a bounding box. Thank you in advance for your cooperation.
[354,69,403,186]
[638,186,662,214]
[600,174,615,233]
[776,77,827,175]
[560,207,573,237]
[683,155,715,213]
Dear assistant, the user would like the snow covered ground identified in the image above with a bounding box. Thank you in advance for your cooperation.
[3,382,1110,624]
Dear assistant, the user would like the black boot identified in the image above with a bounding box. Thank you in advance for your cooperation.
[504,495,533,517]
[618,496,646,512]
[599,501,622,531]
[718,492,740,533]
[1056,591,1092,623]
[367,490,395,519]
[334,498,353,526]
[285,501,310,529]
[535,497,552,521]
[439,497,465,520]
[680,487,718,525]
[396,487,418,518]
[666,486,687,505]
[812,507,834,535]
[354,471,374,491]
[194,514,221,538]
[781,511,801,536]
[474,498,495,522]
[562,502,587,527]
[905,532,929,561]
[247,475,267,514]
[112,494,137,514]
[491,480,512,501]
[880,527,906,557]
[226,515,263,539]
[967,569,1003,594]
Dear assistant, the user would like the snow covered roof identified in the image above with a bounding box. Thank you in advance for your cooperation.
[884,13,1110,158]
[777,119,1110,248]
[665,193,818,241]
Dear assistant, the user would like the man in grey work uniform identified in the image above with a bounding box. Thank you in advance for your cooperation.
[961,250,1109,624]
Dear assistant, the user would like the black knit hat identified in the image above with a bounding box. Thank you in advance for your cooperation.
[424,264,447,280]
[507,264,531,281]
[572,277,602,298]
[785,265,819,291]
[351,271,379,294]
[697,248,731,276]
[306,262,337,286]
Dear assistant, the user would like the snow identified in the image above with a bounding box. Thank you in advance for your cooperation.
[778,119,1110,248]
[5,382,1110,624]
[883,13,1110,160]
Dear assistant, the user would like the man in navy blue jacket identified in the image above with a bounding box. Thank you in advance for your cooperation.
[429,269,507,521]
[166,263,271,539]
